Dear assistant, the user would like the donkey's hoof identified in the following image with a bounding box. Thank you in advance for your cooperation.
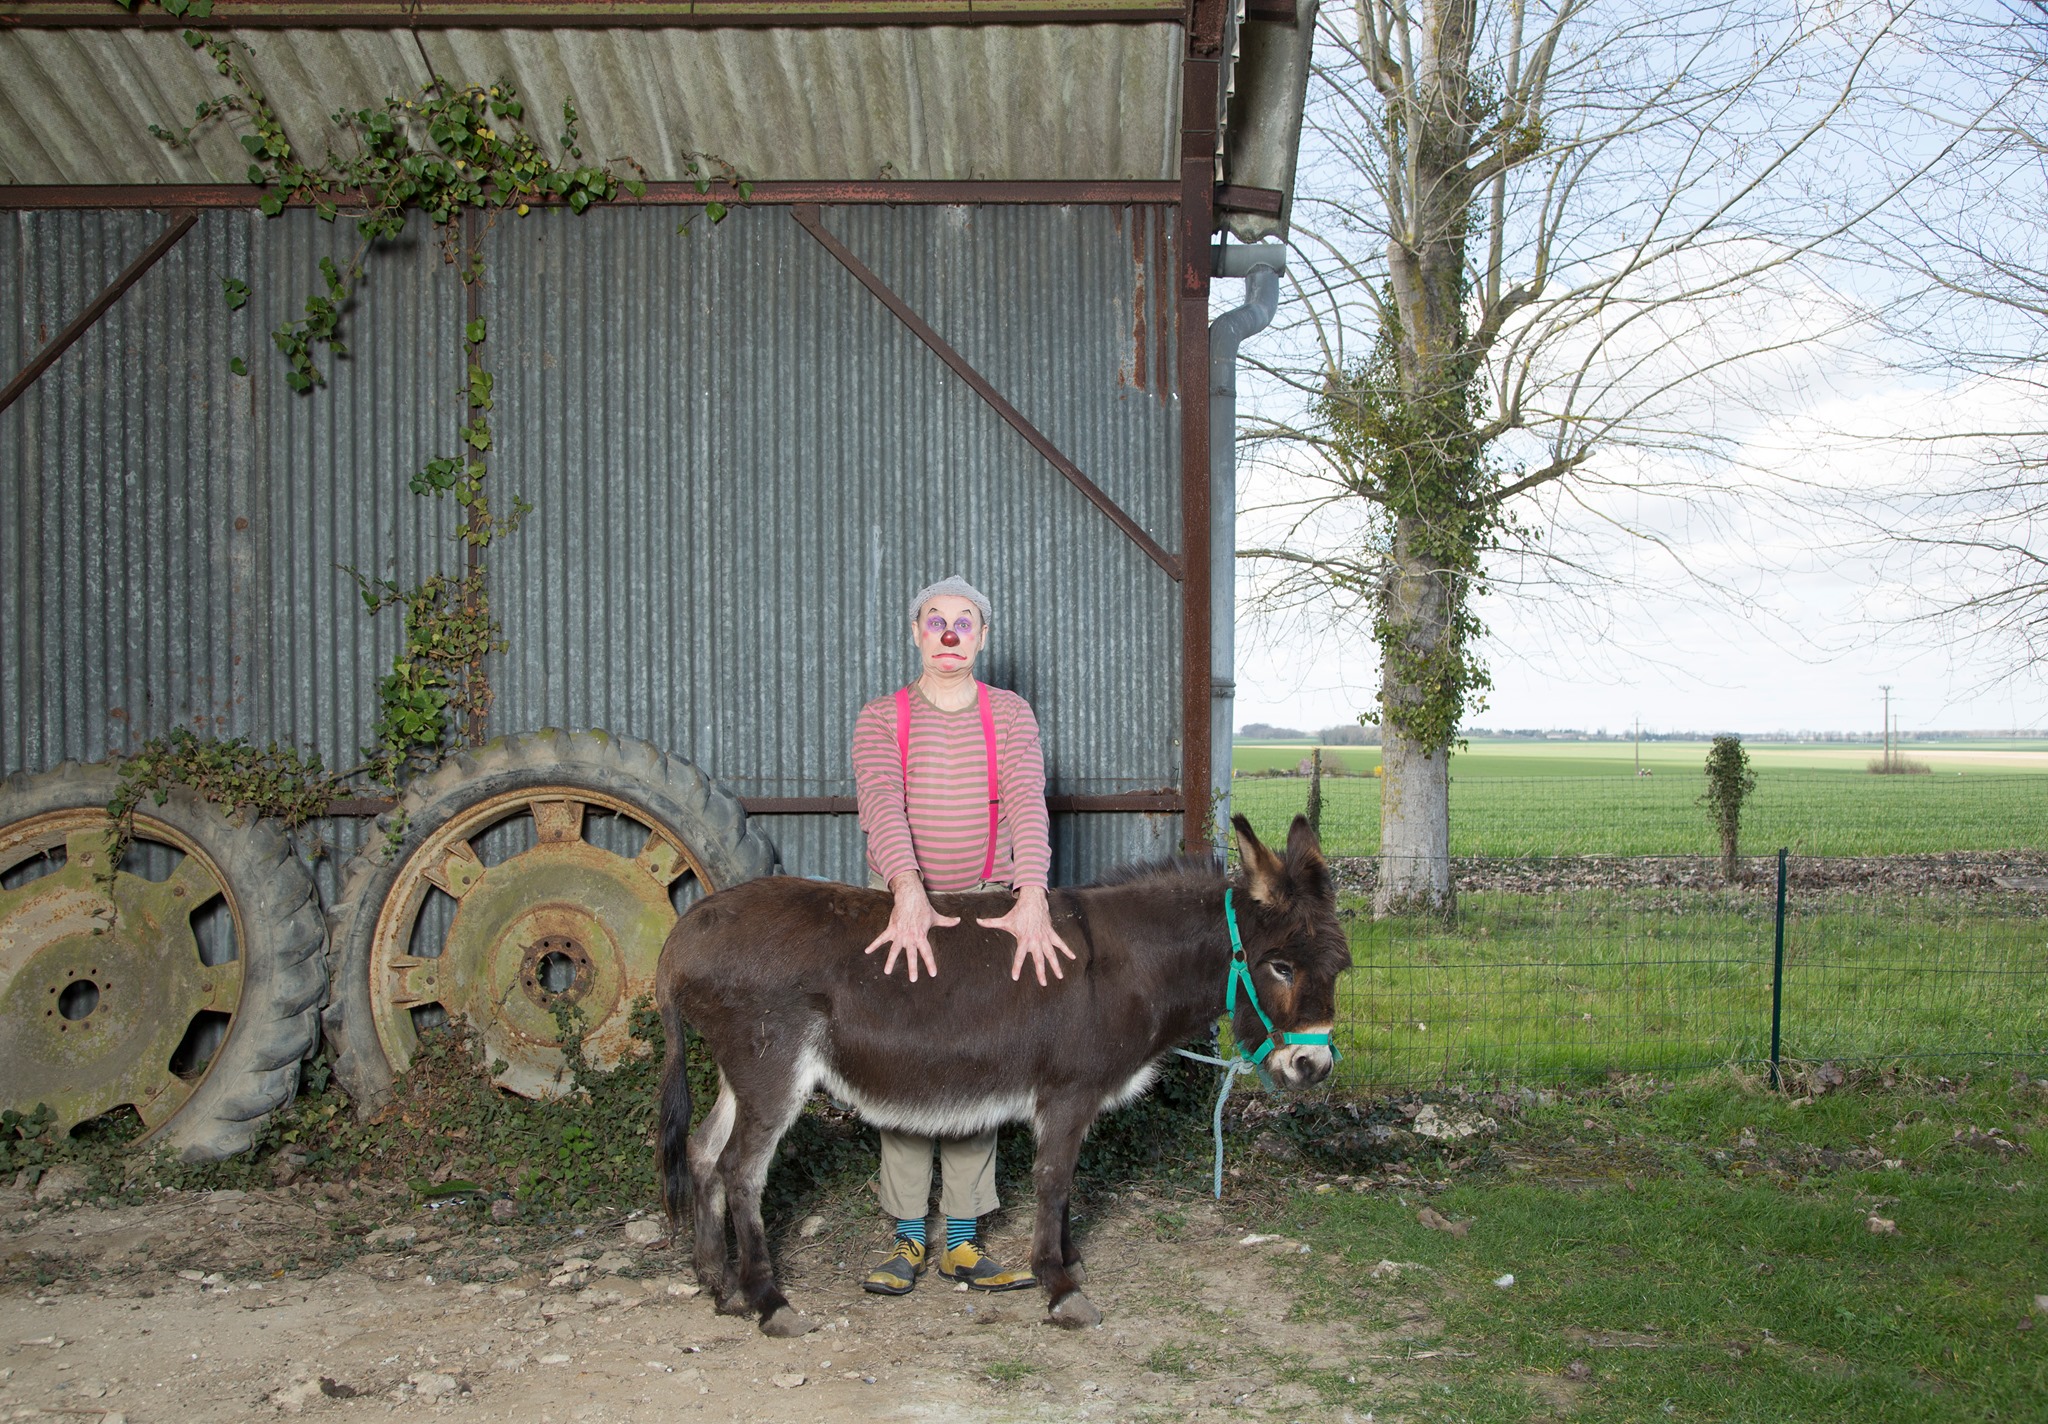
[760,1306,817,1338]
[1047,1291,1102,1329]
[714,1291,753,1318]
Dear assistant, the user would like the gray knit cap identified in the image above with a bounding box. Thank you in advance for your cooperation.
[908,575,992,627]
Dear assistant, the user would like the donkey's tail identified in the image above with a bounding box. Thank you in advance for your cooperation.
[655,995,695,1232]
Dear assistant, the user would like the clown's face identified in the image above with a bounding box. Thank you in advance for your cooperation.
[913,595,986,679]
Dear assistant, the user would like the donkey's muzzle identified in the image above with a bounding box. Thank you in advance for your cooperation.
[1268,1041,1334,1089]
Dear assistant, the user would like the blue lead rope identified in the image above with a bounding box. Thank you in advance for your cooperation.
[1169,1045,1254,1199]
[1173,888,1339,1198]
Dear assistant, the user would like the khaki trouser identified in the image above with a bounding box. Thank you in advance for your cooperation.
[869,871,1005,1222]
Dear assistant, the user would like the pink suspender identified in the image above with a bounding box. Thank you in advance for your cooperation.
[894,682,1000,883]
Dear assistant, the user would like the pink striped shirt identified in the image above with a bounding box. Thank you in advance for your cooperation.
[853,684,1052,892]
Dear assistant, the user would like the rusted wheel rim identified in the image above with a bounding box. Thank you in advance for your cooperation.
[365,790,710,1097]
[0,811,245,1135]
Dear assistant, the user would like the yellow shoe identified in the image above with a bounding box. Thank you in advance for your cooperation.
[860,1236,925,1295]
[937,1239,1037,1292]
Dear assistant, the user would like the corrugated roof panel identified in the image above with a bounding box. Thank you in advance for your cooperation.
[0,24,1182,187]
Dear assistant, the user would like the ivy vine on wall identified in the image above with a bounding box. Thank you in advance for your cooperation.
[113,22,742,822]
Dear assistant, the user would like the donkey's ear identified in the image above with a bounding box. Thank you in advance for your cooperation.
[1232,813,1287,905]
[1284,814,1333,904]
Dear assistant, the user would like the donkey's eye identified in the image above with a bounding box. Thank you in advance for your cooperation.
[1267,961,1294,983]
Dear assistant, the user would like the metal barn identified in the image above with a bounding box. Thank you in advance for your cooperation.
[0,0,1310,1154]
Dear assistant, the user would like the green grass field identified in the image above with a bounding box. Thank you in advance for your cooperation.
[1233,736,2048,779]
[1273,1077,2048,1423]
[1227,770,2048,856]
[1319,887,2048,1088]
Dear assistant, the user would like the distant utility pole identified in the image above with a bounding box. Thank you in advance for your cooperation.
[1633,716,1641,775]
[1879,684,1893,771]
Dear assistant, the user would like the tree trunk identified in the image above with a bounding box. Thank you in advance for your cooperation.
[1376,515,1456,916]
[1368,1,1480,919]
[1378,725,1452,915]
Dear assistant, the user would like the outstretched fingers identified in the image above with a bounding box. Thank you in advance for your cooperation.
[1008,932,1069,986]
[863,911,959,981]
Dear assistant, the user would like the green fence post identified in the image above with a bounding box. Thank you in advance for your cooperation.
[1769,847,1787,1090]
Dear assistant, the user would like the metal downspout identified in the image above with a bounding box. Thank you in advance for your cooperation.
[1208,243,1285,855]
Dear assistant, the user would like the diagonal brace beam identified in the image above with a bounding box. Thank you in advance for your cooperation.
[792,203,1182,582]
[0,210,200,419]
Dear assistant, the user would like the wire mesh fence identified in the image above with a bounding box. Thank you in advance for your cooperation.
[1279,852,2048,1090]
[1227,771,2048,857]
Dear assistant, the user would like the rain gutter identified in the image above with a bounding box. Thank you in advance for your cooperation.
[1206,239,1285,852]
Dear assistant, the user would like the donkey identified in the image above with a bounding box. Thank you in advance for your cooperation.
[653,814,1350,1335]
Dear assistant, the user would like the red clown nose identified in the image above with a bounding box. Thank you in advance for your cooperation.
[940,630,961,647]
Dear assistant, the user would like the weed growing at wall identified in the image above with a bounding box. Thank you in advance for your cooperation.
[104,728,344,876]
[347,570,504,787]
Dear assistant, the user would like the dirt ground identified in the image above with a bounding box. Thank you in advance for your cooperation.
[0,1172,1407,1424]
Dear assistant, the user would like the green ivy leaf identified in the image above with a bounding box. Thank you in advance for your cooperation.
[228,356,247,376]
[465,318,486,345]
[221,277,250,310]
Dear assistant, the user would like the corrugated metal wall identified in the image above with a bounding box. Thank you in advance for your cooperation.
[0,202,1183,889]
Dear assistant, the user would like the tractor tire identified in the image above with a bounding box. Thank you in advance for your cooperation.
[322,729,777,1109]
[0,762,326,1161]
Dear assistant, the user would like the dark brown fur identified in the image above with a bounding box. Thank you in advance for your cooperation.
[653,815,1349,1333]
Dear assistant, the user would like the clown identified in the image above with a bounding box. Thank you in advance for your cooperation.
[848,575,1072,1295]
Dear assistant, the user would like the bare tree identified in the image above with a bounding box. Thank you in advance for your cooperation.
[1810,6,2048,690]
[1237,0,1994,914]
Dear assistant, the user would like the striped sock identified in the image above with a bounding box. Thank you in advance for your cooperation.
[894,1217,926,1246]
[945,1216,977,1251]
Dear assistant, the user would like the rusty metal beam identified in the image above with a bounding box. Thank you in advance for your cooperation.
[1177,0,1221,852]
[0,0,1187,27]
[0,180,1187,211]
[792,201,1184,582]
[326,797,398,817]
[318,791,1182,817]
[0,208,198,419]
[1214,184,1284,216]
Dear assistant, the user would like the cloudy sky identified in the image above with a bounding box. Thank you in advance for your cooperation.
[1230,360,2047,738]
[1226,1,2045,739]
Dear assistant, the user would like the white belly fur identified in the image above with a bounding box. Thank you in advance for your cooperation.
[794,1042,1165,1139]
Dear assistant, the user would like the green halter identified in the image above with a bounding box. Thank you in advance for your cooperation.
[1223,888,1338,1066]
[1176,887,1340,1197]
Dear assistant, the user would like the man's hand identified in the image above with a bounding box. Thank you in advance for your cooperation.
[978,886,1076,987]
[862,873,959,982]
